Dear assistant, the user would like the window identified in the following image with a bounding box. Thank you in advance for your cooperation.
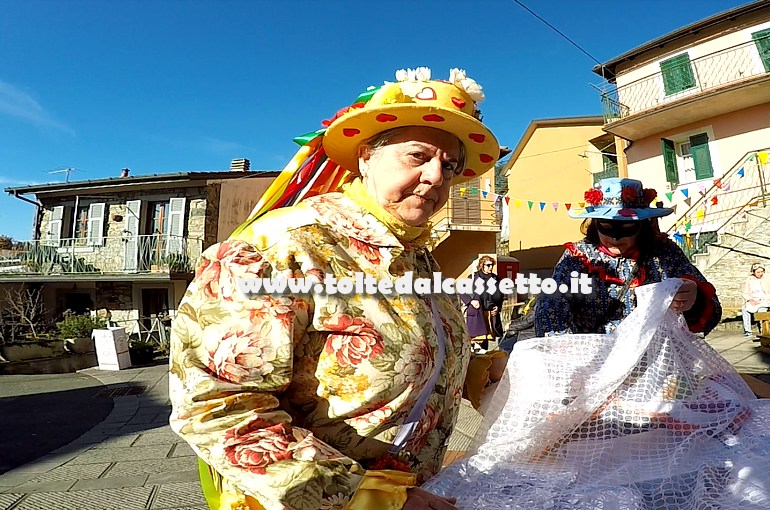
[752,28,770,73]
[73,206,89,245]
[661,132,714,185]
[660,53,696,96]
[146,202,170,236]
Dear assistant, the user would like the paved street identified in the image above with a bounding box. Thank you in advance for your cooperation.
[0,328,768,510]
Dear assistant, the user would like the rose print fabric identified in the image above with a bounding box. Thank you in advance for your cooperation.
[169,191,471,510]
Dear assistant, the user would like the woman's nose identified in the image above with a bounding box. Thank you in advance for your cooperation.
[421,157,445,185]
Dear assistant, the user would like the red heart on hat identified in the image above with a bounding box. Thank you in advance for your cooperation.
[468,133,485,143]
[376,114,398,122]
[415,87,436,100]
[479,154,493,163]
[463,169,475,177]
[423,114,444,122]
[451,97,466,108]
[343,128,360,137]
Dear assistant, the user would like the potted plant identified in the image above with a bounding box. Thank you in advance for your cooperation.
[56,310,106,354]
[163,253,190,273]
[128,338,156,365]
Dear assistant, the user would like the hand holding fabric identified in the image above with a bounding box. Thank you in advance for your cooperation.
[403,487,458,509]
[670,278,698,313]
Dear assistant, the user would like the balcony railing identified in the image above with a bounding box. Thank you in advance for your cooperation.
[600,38,770,123]
[0,234,203,277]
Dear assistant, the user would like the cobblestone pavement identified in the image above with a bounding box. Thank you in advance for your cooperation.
[0,328,767,510]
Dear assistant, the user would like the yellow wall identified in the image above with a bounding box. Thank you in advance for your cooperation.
[505,123,606,262]
[432,231,497,280]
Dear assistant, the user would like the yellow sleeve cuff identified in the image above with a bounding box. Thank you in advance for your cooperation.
[344,470,417,510]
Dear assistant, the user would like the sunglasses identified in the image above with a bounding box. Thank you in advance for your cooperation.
[595,221,641,239]
[483,263,494,267]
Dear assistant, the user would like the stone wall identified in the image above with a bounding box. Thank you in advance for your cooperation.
[38,186,208,244]
[94,281,135,323]
[699,204,770,312]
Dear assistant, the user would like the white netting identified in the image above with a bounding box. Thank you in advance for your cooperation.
[425,279,770,509]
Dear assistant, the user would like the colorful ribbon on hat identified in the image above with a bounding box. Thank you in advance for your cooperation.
[230,88,382,238]
[230,131,354,238]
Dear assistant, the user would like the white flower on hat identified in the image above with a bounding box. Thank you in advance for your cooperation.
[395,67,432,82]
[449,68,485,103]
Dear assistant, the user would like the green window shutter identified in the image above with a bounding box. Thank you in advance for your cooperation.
[661,139,679,185]
[689,133,714,180]
[660,53,696,95]
[752,28,770,73]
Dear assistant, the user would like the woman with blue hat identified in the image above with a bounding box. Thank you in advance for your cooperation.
[534,177,722,336]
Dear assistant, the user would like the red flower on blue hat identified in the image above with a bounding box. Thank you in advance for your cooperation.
[584,188,603,206]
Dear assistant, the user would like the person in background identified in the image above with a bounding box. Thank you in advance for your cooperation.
[741,262,770,337]
[169,67,503,510]
[535,177,722,337]
[460,256,504,351]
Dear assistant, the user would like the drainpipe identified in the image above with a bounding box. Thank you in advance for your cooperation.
[9,191,43,239]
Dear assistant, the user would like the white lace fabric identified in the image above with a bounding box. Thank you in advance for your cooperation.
[424,279,770,509]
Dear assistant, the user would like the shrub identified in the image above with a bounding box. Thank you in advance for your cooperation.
[56,310,106,339]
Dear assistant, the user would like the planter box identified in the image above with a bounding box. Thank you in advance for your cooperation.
[0,340,65,362]
[64,337,95,354]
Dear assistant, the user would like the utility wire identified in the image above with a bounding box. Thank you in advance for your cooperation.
[510,0,603,67]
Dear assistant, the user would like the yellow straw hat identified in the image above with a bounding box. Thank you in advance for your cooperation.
[323,67,500,184]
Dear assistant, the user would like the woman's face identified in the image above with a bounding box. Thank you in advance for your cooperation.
[358,126,461,226]
[481,260,494,274]
[754,268,765,278]
[595,220,641,256]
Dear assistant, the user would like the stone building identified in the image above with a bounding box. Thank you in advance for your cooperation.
[2,162,278,329]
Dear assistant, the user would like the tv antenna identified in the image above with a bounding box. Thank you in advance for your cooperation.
[47,167,83,183]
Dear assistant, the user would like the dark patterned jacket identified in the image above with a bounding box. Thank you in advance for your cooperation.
[534,238,721,336]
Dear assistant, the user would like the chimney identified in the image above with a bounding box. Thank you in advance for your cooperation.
[230,158,250,172]
[120,168,130,178]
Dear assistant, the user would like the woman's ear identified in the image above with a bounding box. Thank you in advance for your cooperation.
[357,145,371,178]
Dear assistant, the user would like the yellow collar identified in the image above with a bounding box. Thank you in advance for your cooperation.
[342,179,433,247]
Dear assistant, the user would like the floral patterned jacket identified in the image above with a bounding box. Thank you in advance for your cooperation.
[169,186,471,509]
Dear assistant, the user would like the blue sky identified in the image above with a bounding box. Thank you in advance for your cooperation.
[0,0,745,239]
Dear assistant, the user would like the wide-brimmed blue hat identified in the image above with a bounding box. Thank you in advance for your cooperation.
[569,178,673,221]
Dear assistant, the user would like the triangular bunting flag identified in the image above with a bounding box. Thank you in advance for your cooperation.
[459,187,466,197]
[696,209,705,220]
[684,197,692,207]
[514,199,521,208]
[725,182,731,191]
[470,188,478,195]
[665,192,674,202]
[578,202,585,208]
[738,168,745,177]
[671,204,677,213]
[528,201,534,210]
[711,196,718,206]
[714,178,722,189]
[565,203,572,211]
[551,202,558,211]
[504,196,510,205]
[482,191,488,198]
[681,189,689,198]
[539,202,546,211]
[759,151,769,165]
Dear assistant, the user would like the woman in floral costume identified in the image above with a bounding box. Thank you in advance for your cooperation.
[534,177,722,337]
[169,68,502,510]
